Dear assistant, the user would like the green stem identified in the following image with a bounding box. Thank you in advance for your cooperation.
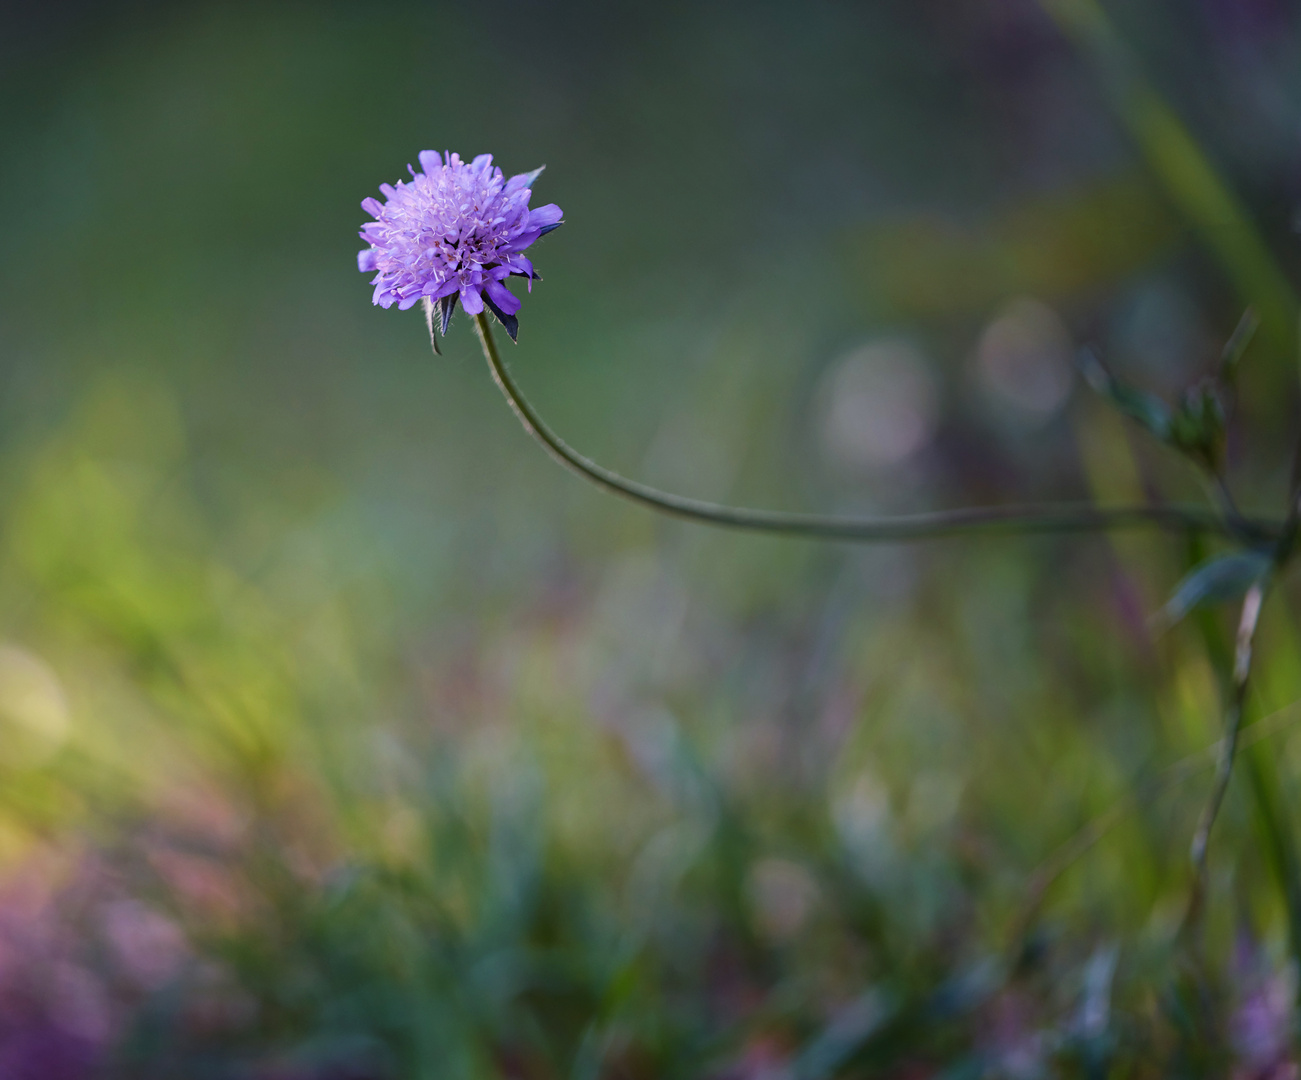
[1017,692,1301,941]
[472,315,1278,544]
[1183,581,1267,931]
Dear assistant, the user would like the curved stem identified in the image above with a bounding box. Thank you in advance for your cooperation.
[472,315,1282,544]
[1015,690,1301,943]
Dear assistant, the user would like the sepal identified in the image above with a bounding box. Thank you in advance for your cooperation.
[482,292,519,342]
[439,294,458,337]
[1168,382,1227,472]
[515,166,545,190]
[1077,348,1172,440]
[422,296,442,356]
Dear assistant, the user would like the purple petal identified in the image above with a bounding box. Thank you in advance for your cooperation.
[418,150,443,175]
[357,249,378,272]
[481,291,519,342]
[499,230,541,254]
[361,197,384,218]
[527,203,563,230]
[484,278,521,316]
[505,165,545,193]
[459,285,485,315]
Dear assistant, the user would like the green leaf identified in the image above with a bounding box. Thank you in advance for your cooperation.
[1160,550,1272,627]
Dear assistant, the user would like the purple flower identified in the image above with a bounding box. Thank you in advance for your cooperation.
[357,151,563,349]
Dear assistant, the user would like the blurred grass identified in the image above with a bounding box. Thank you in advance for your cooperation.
[1,1,1301,1076]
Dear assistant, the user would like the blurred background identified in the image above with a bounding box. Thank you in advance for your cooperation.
[2,1,1301,1075]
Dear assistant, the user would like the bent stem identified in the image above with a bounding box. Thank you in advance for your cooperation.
[471,315,1278,545]
[1182,581,1268,933]
[1015,692,1301,946]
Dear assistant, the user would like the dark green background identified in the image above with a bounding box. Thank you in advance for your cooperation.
[1,2,1300,1075]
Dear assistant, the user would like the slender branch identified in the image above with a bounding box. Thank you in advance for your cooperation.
[1183,581,1268,930]
[472,315,1281,545]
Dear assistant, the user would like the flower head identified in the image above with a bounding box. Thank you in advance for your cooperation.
[357,151,563,349]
